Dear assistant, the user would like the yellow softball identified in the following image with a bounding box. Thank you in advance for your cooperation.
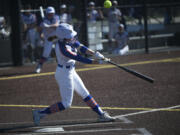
[104,0,112,8]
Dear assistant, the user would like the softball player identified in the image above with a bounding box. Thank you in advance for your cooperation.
[59,4,72,24]
[108,0,122,40]
[113,24,129,55]
[21,5,37,63]
[87,1,104,23]
[35,6,60,73]
[33,23,115,125]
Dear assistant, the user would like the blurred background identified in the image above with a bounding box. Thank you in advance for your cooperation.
[0,0,180,66]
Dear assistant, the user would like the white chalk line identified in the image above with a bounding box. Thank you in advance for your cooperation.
[14,128,151,135]
[0,115,134,126]
[114,104,180,118]
[2,105,179,135]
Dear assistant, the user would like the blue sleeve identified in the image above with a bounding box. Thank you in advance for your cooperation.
[73,41,88,54]
[59,44,92,64]
[55,15,60,22]
[73,41,80,48]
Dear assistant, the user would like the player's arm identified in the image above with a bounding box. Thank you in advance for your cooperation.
[117,10,122,22]
[74,41,96,55]
[74,41,103,58]
[85,48,110,64]
[74,41,109,63]
[43,22,58,28]
[59,43,93,64]
[42,17,59,28]
[97,8,104,20]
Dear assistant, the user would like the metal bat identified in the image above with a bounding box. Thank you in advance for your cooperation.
[107,60,154,83]
[39,6,45,19]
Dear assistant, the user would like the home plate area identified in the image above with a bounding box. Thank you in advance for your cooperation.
[1,117,152,135]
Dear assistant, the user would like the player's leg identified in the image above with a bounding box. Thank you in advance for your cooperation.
[119,45,129,55]
[42,68,74,112]
[73,70,103,115]
[22,30,30,63]
[33,67,74,125]
[28,29,37,63]
[73,70,115,121]
[35,40,53,73]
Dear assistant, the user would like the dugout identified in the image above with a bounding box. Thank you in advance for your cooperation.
[0,0,22,66]
[0,0,180,67]
[0,0,89,66]
[0,0,12,66]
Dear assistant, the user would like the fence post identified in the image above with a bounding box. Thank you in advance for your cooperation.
[81,0,89,47]
[10,0,23,66]
[143,1,149,53]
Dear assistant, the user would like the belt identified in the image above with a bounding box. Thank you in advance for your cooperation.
[58,64,74,69]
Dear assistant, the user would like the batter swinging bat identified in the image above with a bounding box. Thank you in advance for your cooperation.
[107,60,154,83]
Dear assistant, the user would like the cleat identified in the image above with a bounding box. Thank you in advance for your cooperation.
[36,68,41,73]
[35,64,42,73]
[98,111,116,122]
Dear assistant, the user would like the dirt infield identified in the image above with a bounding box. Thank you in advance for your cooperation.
[0,50,180,135]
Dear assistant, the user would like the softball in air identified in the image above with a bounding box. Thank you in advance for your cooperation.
[104,0,112,8]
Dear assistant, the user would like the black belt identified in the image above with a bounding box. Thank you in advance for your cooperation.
[58,64,74,69]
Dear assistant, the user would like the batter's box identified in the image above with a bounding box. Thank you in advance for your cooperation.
[16,127,152,135]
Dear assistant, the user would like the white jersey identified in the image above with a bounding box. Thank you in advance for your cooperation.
[21,13,36,25]
[55,41,76,66]
[108,8,121,23]
[60,13,72,24]
[87,9,99,22]
[55,40,92,66]
[40,15,60,38]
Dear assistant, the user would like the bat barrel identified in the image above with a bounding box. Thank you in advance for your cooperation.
[108,61,154,83]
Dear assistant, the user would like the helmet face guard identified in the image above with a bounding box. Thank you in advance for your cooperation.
[47,13,54,19]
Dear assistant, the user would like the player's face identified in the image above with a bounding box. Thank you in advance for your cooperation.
[61,8,66,13]
[25,11,31,16]
[47,13,54,19]
[64,37,76,43]
[119,27,124,33]
[89,5,94,10]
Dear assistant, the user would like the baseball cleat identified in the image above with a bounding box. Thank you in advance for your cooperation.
[35,64,42,73]
[98,111,116,122]
[35,68,41,74]
[32,109,42,126]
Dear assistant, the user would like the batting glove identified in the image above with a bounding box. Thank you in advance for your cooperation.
[104,58,111,62]
[94,51,105,59]
[98,58,110,64]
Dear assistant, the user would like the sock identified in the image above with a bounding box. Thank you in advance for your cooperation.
[84,95,103,116]
[39,56,47,65]
[39,102,65,115]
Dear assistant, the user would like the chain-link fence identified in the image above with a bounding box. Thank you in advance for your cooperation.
[86,3,180,55]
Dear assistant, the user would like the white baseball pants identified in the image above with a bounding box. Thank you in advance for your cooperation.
[42,39,53,58]
[26,28,39,49]
[113,45,129,55]
[55,66,90,108]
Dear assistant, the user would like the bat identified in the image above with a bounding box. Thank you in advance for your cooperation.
[107,60,154,83]
[39,6,45,19]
